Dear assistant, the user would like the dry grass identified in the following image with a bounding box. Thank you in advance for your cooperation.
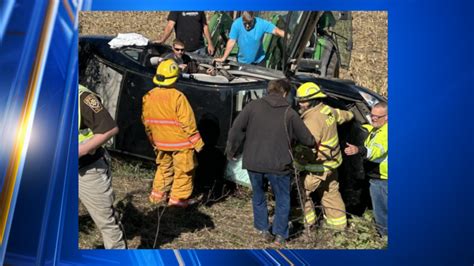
[79,157,387,249]
[79,11,387,96]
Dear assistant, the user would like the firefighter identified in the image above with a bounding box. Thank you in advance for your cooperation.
[142,59,204,207]
[79,84,126,249]
[344,102,388,236]
[295,82,354,229]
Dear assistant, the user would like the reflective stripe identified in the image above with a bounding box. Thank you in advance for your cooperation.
[189,133,201,144]
[336,109,343,123]
[145,118,181,126]
[367,144,386,163]
[320,105,331,114]
[370,156,386,164]
[154,140,194,149]
[380,156,388,179]
[366,147,373,158]
[321,135,338,148]
[79,129,94,144]
[326,215,347,226]
[372,142,385,154]
[305,211,317,224]
[323,158,341,169]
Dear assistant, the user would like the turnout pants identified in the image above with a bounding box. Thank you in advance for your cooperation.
[152,149,196,200]
[79,158,126,249]
[303,170,347,228]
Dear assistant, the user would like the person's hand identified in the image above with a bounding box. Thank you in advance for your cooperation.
[179,64,187,71]
[206,67,217,76]
[207,44,215,56]
[344,142,359,156]
[214,57,226,63]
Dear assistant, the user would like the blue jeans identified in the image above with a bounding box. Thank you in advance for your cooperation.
[248,171,291,239]
[369,179,388,235]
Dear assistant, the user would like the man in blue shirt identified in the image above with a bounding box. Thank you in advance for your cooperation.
[215,11,285,65]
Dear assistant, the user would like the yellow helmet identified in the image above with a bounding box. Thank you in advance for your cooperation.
[296,82,327,101]
[153,59,180,86]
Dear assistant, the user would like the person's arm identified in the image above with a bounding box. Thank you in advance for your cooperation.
[201,12,214,55]
[175,93,204,152]
[141,96,154,147]
[334,108,354,125]
[156,20,176,43]
[225,103,252,160]
[272,27,285,38]
[79,127,118,158]
[203,24,215,55]
[79,92,119,157]
[215,21,238,62]
[290,111,315,147]
[215,39,236,62]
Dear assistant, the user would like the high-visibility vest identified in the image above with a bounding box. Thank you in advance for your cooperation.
[78,85,96,144]
[364,123,388,179]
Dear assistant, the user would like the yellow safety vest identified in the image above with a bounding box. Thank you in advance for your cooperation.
[364,123,388,179]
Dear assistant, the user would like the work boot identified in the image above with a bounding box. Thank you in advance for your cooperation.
[319,219,346,231]
[168,197,200,208]
[149,191,168,205]
[273,235,286,248]
[257,230,274,243]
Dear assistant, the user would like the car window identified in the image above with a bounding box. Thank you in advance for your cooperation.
[234,88,266,112]
[121,47,142,61]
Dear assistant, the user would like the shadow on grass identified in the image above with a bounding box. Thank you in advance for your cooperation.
[115,192,215,249]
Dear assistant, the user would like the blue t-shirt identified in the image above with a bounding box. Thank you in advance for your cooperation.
[229,17,276,64]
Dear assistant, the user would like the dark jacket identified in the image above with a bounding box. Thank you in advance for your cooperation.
[226,94,315,175]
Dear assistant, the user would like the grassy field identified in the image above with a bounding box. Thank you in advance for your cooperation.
[79,156,387,249]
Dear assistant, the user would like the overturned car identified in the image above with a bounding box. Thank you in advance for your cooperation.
[79,11,386,215]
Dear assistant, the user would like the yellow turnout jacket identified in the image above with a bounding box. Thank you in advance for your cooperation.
[142,87,204,151]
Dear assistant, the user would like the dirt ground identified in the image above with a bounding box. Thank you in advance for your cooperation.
[79,11,387,96]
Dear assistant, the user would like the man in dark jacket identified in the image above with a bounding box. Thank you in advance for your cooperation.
[226,79,315,246]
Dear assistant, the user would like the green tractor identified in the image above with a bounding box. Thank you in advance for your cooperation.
[208,11,353,78]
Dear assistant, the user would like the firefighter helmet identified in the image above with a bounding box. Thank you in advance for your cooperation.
[153,59,179,86]
[296,82,327,101]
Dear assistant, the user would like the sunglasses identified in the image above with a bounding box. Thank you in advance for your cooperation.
[173,47,185,52]
[370,113,387,119]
